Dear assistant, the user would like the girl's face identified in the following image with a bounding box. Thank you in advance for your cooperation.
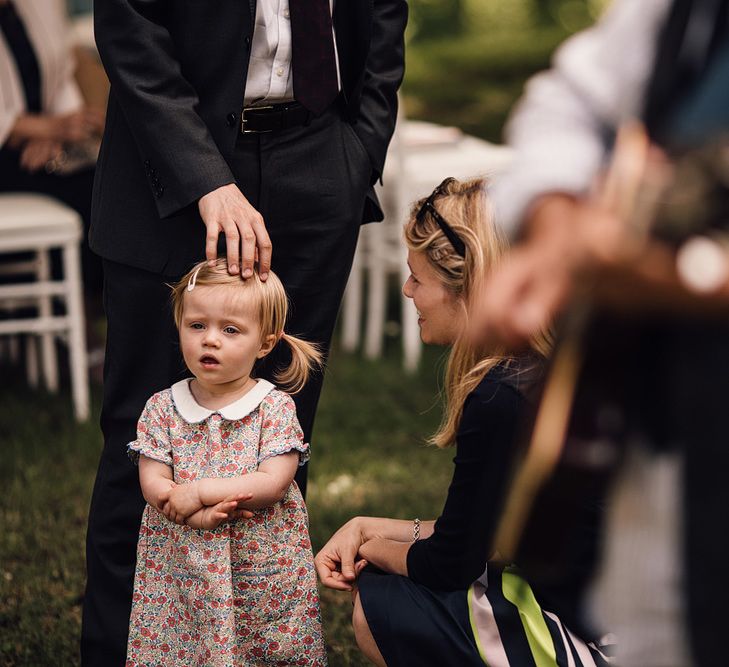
[402,249,464,346]
[179,286,274,392]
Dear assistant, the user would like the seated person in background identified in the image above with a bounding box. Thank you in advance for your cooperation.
[315,177,612,667]
[0,0,104,292]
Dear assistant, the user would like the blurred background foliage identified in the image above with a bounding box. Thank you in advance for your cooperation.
[404,0,608,140]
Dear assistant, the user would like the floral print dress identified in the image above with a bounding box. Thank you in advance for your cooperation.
[126,379,327,666]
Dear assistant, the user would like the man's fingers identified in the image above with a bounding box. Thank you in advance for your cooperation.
[215,219,239,274]
[239,224,257,279]
[253,221,272,280]
[205,228,220,265]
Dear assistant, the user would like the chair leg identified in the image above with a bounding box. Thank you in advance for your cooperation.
[341,235,364,353]
[26,334,39,387]
[400,246,421,373]
[63,242,90,421]
[37,249,59,392]
[9,335,20,363]
[365,223,386,360]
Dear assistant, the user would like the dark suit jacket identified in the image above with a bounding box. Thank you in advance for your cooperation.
[89,0,408,275]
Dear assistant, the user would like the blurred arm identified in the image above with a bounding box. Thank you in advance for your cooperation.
[490,0,671,238]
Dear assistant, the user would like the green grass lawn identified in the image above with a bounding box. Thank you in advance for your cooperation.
[0,343,454,666]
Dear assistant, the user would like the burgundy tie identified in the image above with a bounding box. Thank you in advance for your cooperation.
[289,1,339,115]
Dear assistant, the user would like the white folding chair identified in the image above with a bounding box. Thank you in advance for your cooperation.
[342,119,515,372]
[0,193,90,421]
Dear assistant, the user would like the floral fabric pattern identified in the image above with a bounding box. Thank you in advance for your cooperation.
[126,384,326,666]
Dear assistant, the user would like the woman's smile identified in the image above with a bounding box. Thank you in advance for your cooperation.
[403,250,464,345]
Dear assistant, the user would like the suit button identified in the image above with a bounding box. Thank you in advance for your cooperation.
[226,113,237,127]
[245,35,251,49]
[155,186,164,198]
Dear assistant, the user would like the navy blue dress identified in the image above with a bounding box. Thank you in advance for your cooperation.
[358,359,612,667]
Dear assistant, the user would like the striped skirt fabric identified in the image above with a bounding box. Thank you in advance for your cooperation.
[358,565,613,667]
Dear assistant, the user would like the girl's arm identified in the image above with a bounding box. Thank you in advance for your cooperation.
[140,457,254,527]
[314,517,436,591]
[165,451,300,515]
[138,456,177,511]
[184,498,249,530]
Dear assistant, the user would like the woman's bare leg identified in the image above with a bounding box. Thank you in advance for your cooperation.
[352,590,387,667]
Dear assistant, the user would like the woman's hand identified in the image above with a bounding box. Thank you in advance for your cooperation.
[50,109,105,143]
[7,108,105,148]
[19,139,62,173]
[358,538,410,577]
[315,517,370,591]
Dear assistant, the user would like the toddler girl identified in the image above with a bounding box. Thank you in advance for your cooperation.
[126,259,327,666]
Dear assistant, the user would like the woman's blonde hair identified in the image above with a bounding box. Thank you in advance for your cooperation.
[171,259,322,394]
[404,177,550,448]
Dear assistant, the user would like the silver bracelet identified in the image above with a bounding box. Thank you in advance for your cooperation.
[412,517,421,542]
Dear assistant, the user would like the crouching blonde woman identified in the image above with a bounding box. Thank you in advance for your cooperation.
[315,177,612,667]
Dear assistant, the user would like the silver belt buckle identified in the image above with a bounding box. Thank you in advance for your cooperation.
[241,105,275,134]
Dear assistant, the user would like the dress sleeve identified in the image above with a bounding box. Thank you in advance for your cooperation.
[127,392,173,466]
[257,391,309,466]
[406,380,525,590]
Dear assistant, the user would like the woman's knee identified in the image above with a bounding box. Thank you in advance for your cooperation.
[352,591,387,666]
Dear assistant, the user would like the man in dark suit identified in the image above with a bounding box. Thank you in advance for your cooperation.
[81,1,407,663]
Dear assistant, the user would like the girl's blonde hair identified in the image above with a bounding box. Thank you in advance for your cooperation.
[171,259,322,394]
[404,177,550,448]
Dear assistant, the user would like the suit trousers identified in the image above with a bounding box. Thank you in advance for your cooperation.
[81,107,369,665]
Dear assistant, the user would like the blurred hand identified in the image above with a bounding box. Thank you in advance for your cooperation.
[198,184,272,280]
[475,194,625,348]
[8,108,104,149]
[51,108,105,143]
[19,139,63,173]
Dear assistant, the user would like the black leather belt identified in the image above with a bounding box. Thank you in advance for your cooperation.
[240,102,312,134]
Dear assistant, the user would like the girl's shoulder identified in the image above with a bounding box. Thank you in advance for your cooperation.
[259,387,296,412]
[142,387,176,415]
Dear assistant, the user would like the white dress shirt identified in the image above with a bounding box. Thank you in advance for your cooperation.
[0,0,83,146]
[490,0,673,237]
[244,0,339,107]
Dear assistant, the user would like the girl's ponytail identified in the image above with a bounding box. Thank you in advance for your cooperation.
[274,333,323,394]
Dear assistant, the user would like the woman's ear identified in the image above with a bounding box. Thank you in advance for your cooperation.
[257,333,278,358]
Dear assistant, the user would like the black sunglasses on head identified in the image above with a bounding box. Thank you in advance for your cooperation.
[416,177,467,258]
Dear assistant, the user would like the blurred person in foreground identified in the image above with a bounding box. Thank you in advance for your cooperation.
[0,0,104,290]
[316,178,613,667]
[484,0,729,665]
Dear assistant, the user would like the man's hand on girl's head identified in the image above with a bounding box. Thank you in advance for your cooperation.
[198,184,272,281]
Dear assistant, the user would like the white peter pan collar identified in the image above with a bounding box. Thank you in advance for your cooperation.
[171,378,275,424]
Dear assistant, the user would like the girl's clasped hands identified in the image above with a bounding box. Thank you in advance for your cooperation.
[158,481,253,530]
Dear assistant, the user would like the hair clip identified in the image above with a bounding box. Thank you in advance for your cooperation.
[187,265,203,292]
